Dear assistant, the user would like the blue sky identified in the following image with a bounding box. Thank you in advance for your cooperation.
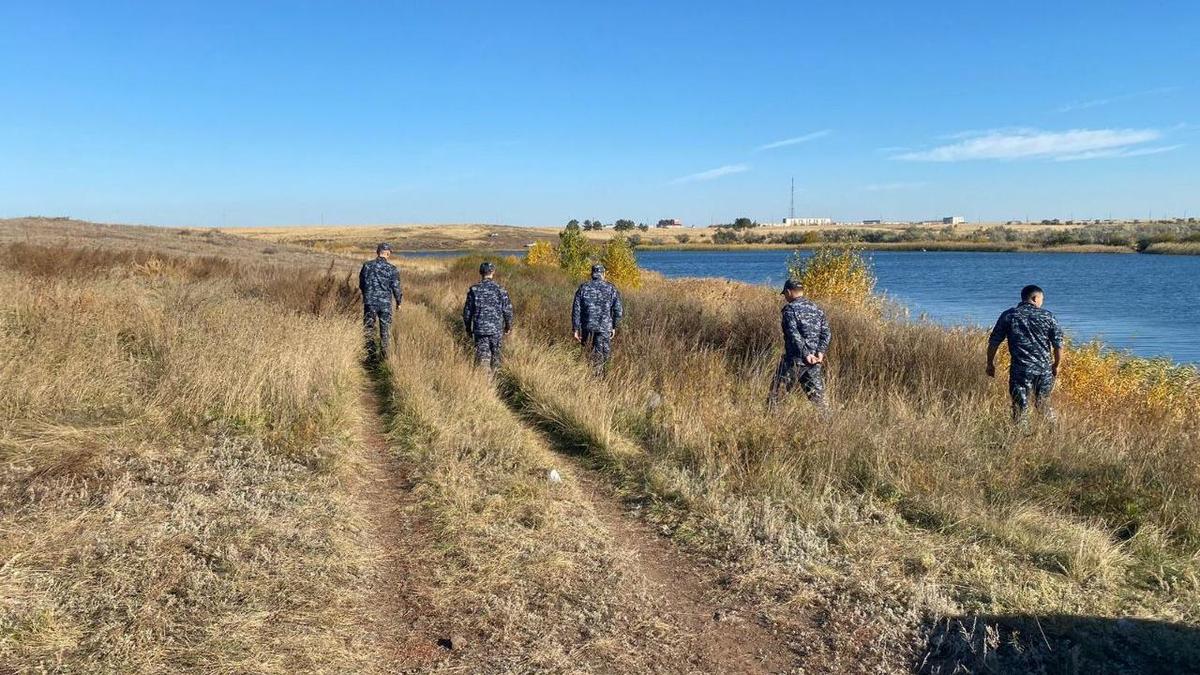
[1,1,1197,227]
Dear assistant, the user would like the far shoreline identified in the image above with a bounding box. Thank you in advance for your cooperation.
[395,242,1172,255]
[630,242,1141,254]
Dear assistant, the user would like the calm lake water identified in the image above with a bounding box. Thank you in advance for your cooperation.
[634,250,1200,364]
[399,248,1200,363]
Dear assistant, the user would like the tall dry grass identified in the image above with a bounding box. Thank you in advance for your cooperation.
[0,244,375,672]
[405,253,1200,669]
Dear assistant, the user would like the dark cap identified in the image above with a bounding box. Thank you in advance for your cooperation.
[780,278,802,295]
[591,264,605,276]
[376,242,392,253]
[479,261,496,275]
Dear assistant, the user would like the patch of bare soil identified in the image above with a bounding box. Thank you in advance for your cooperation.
[568,468,800,673]
[356,385,450,673]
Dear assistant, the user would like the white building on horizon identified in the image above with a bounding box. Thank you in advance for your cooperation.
[783,217,833,226]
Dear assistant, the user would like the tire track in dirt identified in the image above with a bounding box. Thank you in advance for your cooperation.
[568,464,798,673]
[505,412,800,673]
[356,377,449,673]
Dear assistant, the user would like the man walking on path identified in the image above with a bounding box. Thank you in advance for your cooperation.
[572,264,624,375]
[359,242,403,361]
[463,261,514,374]
[987,284,1064,426]
[768,278,831,410]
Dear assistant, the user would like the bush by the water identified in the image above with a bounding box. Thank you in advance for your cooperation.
[787,246,876,307]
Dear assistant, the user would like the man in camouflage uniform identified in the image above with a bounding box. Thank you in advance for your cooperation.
[572,264,624,375]
[987,284,1064,425]
[358,242,403,361]
[463,261,514,373]
[768,278,831,410]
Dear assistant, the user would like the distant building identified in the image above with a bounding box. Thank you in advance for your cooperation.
[942,216,966,225]
[656,218,685,228]
[862,219,882,225]
[784,217,833,226]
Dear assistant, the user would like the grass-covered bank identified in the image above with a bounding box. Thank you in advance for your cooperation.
[408,252,1200,671]
[652,219,1200,255]
[0,244,379,672]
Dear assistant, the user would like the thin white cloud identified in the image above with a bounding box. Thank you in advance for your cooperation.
[893,128,1163,162]
[669,163,749,184]
[1055,144,1183,161]
[939,126,1037,141]
[1056,86,1181,113]
[755,129,832,151]
[863,181,927,191]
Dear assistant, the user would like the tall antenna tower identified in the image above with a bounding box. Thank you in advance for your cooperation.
[789,177,795,220]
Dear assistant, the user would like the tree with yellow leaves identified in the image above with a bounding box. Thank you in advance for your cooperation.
[599,236,642,289]
[558,221,595,278]
[787,246,875,308]
[524,240,558,267]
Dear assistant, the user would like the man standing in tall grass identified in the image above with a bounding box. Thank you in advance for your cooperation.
[768,278,831,410]
[572,263,624,375]
[359,242,403,361]
[463,261,514,374]
[987,284,1064,425]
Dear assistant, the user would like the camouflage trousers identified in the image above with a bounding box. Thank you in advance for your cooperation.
[1009,369,1055,423]
[581,330,613,374]
[767,356,826,409]
[474,334,504,372]
[363,304,393,359]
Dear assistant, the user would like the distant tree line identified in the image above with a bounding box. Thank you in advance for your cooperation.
[704,221,1200,250]
[566,218,649,232]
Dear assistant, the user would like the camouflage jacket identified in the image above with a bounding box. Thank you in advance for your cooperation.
[463,279,514,337]
[572,279,623,334]
[781,298,831,360]
[359,257,402,308]
[989,301,1064,374]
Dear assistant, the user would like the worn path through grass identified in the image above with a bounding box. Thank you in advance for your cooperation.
[356,373,450,671]
[376,296,807,672]
[565,460,798,672]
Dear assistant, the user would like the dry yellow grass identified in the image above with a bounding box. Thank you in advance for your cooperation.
[230,223,553,254]
[0,243,377,672]
[0,217,354,269]
[1144,241,1200,255]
